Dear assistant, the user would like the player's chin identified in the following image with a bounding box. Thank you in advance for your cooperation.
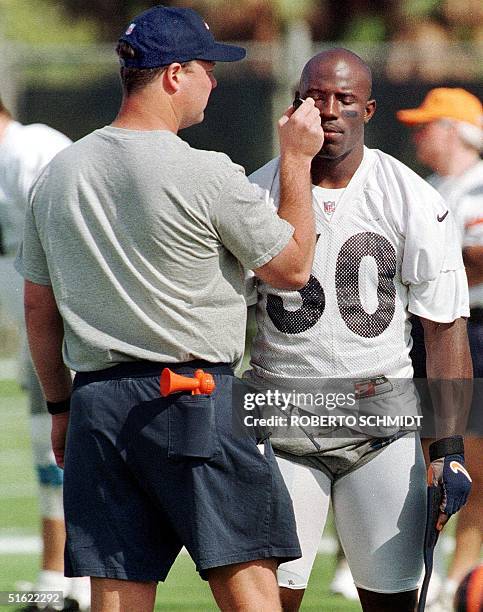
[181,110,205,130]
[194,110,205,124]
[315,142,343,159]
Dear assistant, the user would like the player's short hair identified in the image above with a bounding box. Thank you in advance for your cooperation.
[0,96,12,117]
[116,41,167,95]
[116,41,194,95]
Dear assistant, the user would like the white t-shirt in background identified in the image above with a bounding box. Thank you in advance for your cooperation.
[429,160,483,308]
[0,121,72,254]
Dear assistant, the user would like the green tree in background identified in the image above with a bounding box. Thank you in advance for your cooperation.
[0,0,99,43]
[59,0,161,41]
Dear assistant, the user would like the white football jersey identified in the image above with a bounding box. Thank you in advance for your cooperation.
[0,121,71,253]
[247,147,469,386]
[429,160,483,308]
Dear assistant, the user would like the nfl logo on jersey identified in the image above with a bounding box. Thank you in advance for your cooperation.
[324,200,336,214]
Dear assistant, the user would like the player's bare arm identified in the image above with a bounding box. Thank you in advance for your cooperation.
[422,316,473,530]
[24,280,71,402]
[422,316,473,437]
[253,98,323,290]
[463,245,483,286]
[24,280,72,467]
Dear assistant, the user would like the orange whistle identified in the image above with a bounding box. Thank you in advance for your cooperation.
[160,368,216,397]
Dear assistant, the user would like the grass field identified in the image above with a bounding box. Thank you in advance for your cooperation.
[0,378,361,611]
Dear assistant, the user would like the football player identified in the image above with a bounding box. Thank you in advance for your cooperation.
[398,88,483,611]
[245,49,473,612]
[0,98,90,610]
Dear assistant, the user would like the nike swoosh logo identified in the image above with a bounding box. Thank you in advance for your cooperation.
[450,461,472,481]
[437,211,449,222]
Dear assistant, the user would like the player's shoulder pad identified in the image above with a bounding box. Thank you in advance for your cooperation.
[22,123,71,144]
[372,149,446,213]
[248,157,280,191]
[4,123,70,167]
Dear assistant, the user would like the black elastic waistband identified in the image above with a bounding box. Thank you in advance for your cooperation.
[74,359,233,386]
[470,308,483,323]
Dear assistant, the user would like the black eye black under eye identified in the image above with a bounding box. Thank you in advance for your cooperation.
[342,110,359,118]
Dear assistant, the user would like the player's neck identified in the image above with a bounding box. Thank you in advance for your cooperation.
[310,145,364,189]
[112,94,179,133]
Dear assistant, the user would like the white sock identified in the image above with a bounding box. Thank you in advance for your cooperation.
[34,569,69,592]
[67,576,91,610]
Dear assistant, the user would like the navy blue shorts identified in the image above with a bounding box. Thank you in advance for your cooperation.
[63,361,301,582]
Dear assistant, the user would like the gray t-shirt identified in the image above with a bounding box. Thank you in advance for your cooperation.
[16,127,293,371]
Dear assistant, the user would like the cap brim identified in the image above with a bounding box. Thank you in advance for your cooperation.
[396,109,439,125]
[197,42,246,62]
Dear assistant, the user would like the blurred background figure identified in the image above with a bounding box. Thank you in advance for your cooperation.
[0,98,90,611]
[329,544,358,601]
[397,88,483,612]
[453,563,483,612]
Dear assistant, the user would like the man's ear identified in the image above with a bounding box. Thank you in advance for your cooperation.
[163,63,185,94]
[364,99,376,124]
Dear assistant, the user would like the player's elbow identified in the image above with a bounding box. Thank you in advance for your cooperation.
[281,255,312,289]
[261,267,310,290]
[254,241,312,289]
[282,268,311,290]
[276,239,313,289]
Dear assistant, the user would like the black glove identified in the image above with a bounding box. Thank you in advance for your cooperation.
[428,435,472,515]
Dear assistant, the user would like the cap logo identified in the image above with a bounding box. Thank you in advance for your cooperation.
[204,21,210,30]
[125,23,136,35]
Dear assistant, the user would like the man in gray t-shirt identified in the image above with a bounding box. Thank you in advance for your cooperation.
[16,6,324,611]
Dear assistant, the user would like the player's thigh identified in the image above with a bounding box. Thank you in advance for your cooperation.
[276,456,331,589]
[333,434,426,593]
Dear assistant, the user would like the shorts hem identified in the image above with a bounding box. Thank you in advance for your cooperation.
[196,547,302,572]
[65,566,167,582]
[277,581,307,590]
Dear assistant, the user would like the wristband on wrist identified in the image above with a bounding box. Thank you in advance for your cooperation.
[46,398,71,415]
[429,435,464,462]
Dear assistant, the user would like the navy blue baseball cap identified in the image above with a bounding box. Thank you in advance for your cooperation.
[119,5,246,68]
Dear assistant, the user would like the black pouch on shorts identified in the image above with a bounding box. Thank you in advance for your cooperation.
[168,394,218,459]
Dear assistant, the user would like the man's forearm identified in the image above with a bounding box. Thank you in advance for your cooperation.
[274,98,322,282]
[24,281,71,402]
[463,246,483,286]
[278,154,316,274]
[422,317,473,438]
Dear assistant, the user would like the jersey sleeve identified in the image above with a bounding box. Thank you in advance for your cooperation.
[210,162,293,270]
[14,187,51,286]
[401,185,469,322]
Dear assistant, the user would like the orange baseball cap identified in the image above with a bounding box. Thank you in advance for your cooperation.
[397,88,482,127]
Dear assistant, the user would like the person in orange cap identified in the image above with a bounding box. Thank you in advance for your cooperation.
[398,88,483,612]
